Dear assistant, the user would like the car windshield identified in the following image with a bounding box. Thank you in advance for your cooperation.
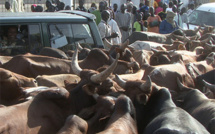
[188,10,215,26]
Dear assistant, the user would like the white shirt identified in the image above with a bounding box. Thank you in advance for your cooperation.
[98,20,112,50]
[108,19,122,45]
[174,13,183,29]
[166,7,172,12]
[11,0,24,12]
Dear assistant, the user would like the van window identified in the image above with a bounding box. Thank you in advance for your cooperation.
[28,25,43,54]
[49,23,95,51]
[0,24,42,56]
[188,10,215,26]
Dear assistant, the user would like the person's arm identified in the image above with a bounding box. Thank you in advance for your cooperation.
[105,32,118,40]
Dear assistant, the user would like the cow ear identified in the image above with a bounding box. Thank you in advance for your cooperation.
[178,44,186,50]
[64,80,70,86]
[136,93,149,105]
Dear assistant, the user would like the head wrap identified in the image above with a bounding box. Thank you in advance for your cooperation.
[166,11,176,28]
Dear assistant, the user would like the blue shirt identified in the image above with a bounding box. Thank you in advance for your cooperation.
[159,20,178,34]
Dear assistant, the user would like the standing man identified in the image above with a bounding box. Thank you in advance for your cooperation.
[45,0,56,12]
[98,10,118,50]
[17,0,24,12]
[147,6,162,33]
[10,0,18,12]
[115,3,131,43]
[113,3,119,19]
[92,1,106,25]
[76,0,87,12]
[108,10,122,45]
[140,0,150,20]
[172,5,183,28]
[158,3,168,20]
[159,11,179,34]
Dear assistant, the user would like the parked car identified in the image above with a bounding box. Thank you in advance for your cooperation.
[183,2,215,30]
[0,11,103,56]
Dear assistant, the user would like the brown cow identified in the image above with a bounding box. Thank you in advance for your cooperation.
[64,46,119,116]
[36,74,80,87]
[114,75,161,134]
[0,68,37,105]
[0,87,71,134]
[98,95,138,134]
[142,61,195,92]
[39,47,69,59]
[2,48,111,78]
[57,115,88,134]
[2,53,72,78]
[132,49,153,67]
[78,88,116,134]
[185,52,215,79]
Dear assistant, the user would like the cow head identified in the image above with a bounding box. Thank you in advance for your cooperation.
[150,49,172,65]
[0,68,38,105]
[172,78,209,106]
[114,75,159,105]
[71,45,119,83]
[99,95,138,134]
[67,46,119,115]
[78,85,116,134]
[200,24,215,35]
[57,115,88,134]
[206,52,215,67]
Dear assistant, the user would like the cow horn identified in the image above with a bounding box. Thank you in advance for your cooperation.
[71,45,82,76]
[194,26,201,34]
[103,38,112,49]
[151,48,159,53]
[205,43,214,48]
[203,24,209,27]
[202,79,215,92]
[120,39,129,50]
[173,34,190,42]
[140,75,152,92]
[77,43,83,51]
[114,74,126,88]
[90,53,119,83]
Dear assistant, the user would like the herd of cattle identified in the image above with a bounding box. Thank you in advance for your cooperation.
[0,25,215,134]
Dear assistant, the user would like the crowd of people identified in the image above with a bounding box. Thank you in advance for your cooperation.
[4,0,199,45]
[90,0,199,45]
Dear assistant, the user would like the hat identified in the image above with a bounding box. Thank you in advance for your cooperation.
[166,11,176,18]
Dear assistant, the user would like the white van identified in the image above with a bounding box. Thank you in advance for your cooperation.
[183,2,215,30]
